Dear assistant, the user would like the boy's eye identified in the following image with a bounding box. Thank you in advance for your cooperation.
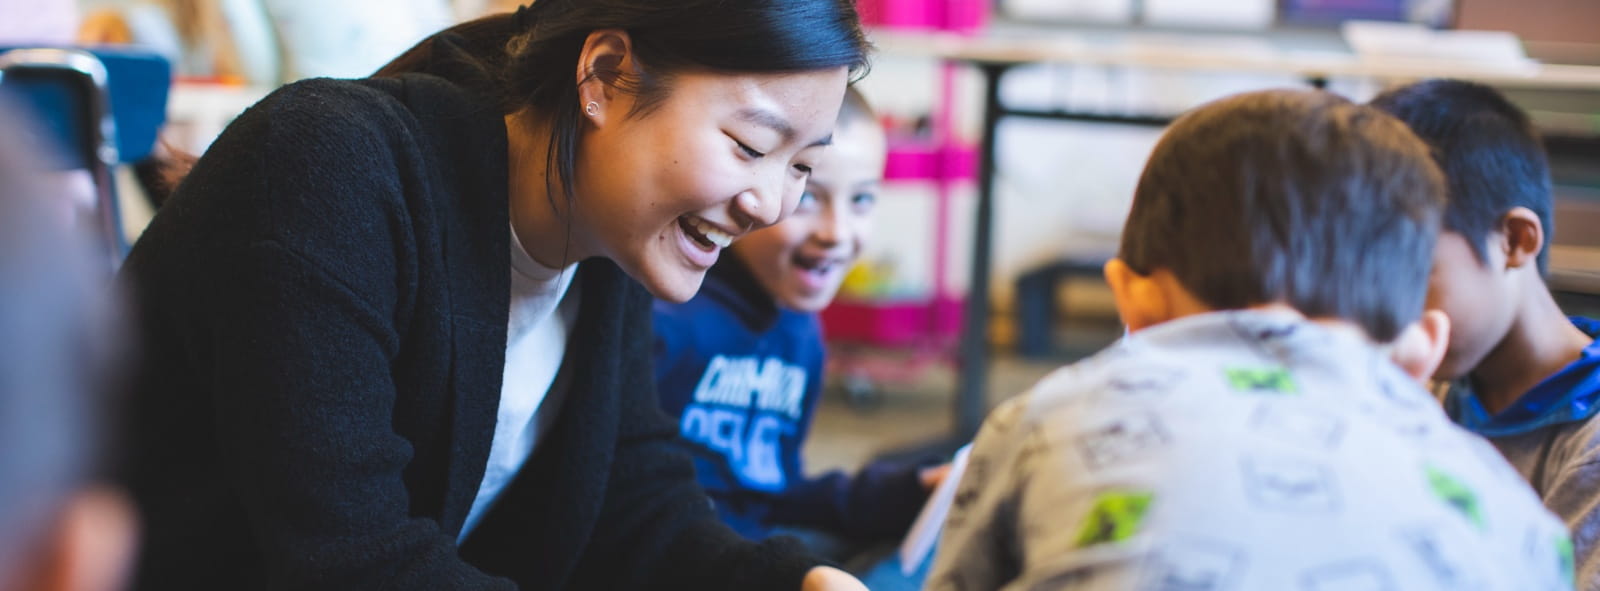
[795,191,820,212]
[794,163,813,175]
[853,192,877,209]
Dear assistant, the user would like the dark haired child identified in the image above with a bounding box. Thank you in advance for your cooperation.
[1374,79,1600,589]
[654,88,945,583]
[927,89,1572,591]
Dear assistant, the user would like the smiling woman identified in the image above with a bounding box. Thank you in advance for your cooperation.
[114,2,870,591]
[537,64,845,302]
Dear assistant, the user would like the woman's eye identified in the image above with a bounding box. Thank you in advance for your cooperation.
[736,141,765,159]
[794,163,813,175]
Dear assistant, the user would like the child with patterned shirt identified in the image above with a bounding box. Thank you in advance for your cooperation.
[927,89,1573,591]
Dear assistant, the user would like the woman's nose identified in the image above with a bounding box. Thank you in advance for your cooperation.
[735,186,782,229]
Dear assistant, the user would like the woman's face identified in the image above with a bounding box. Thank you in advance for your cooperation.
[573,67,849,303]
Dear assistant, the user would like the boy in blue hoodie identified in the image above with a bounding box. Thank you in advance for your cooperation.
[1374,79,1600,589]
[654,88,943,562]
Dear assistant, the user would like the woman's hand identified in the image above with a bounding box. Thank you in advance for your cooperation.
[802,566,868,591]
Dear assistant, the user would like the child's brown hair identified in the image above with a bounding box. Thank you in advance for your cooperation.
[1119,89,1446,341]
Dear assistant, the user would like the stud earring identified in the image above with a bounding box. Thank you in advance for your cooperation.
[585,101,599,116]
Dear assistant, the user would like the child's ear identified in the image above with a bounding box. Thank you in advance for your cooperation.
[1497,206,1545,270]
[1390,309,1452,383]
[1104,258,1164,333]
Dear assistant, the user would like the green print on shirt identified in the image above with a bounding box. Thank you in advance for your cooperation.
[1558,535,1576,585]
[1224,367,1298,394]
[1425,465,1484,530]
[1074,490,1154,548]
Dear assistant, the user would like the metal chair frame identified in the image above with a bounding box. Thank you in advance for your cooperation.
[0,48,128,270]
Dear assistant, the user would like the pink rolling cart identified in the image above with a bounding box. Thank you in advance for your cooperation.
[819,0,985,404]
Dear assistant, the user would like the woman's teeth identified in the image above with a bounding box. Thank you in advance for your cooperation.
[690,218,733,248]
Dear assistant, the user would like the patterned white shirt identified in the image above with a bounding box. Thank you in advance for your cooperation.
[928,310,1574,591]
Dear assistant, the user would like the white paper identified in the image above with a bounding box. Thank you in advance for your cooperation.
[1005,0,1136,23]
[1143,0,1275,29]
[898,443,973,575]
[1342,20,1532,67]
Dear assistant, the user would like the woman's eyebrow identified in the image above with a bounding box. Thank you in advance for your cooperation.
[738,108,833,148]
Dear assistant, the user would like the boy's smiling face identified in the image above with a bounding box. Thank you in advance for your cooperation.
[1427,230,1517,380]
[730,117,885,312]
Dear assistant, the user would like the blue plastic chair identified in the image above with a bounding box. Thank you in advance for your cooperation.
[0,46,170,269]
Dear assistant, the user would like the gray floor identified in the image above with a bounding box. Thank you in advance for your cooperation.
[805,316,1124,473]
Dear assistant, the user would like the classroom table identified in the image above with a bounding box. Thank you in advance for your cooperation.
[871,29,1600,439]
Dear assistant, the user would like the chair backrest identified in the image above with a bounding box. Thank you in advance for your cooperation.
[0,47,168,271]
[0,46,172,164]
[0,49,124,271]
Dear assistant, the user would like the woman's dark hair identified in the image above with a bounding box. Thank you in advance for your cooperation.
[1119,89,1445,342]
[377,0,871,210]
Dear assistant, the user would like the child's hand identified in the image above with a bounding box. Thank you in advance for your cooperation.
[1390,309,1451,384]
[802,566,867,591]
[919,463,953,491]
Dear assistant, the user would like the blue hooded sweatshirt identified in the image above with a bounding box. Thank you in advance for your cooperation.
[1445,317,1600,437]
[653,256,929,542]
[1443,316,1600,589]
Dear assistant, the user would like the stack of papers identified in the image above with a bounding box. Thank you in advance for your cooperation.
[1342,20,1534,68]
[1144,0,1275,29]
[1004,0,1136,24]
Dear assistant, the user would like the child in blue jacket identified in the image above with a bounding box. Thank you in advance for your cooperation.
[654,88,943,563]
[1374,79,1600,590]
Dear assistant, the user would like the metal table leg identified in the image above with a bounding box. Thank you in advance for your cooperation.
[953,62,1011,440]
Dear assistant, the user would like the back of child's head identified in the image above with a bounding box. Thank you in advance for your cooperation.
[1120,89,1445,342]
[1369,79,1554,274]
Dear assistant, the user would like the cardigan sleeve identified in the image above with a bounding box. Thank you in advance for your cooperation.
[176,80,516,590]
[569,284,826,590]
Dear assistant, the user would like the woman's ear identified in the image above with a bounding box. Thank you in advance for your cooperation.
[574,28,637,126]
[1105,258,1163,333]
[1497,206,1546,271]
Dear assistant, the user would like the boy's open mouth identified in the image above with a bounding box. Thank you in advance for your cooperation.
[794,252,841,278]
